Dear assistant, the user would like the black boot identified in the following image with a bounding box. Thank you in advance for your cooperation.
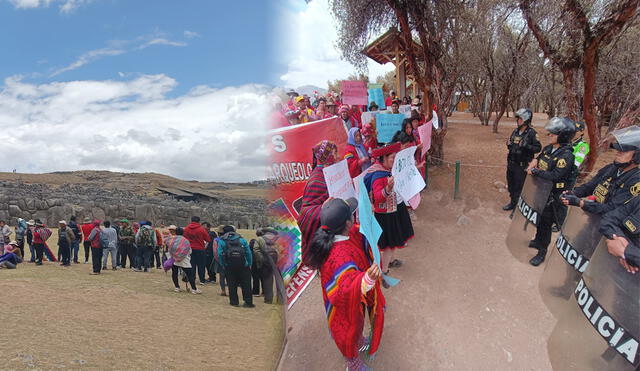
[529,248,547,266]
[502,201,516,211]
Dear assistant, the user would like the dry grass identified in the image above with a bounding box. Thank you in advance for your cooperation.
[0,229,283,370]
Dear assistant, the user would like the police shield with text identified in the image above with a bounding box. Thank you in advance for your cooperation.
[504,108,542,211]
[527,117,577,266]
[539,207,602,317]
[600,194,640,273]
[561,125,640,217]
[547,239,639,370]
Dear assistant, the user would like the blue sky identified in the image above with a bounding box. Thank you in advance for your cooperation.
[0,0,276,95]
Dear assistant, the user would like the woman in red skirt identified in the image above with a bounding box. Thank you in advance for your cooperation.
[305,197,385,371]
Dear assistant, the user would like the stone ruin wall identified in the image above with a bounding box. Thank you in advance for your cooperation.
[0,181,268,230]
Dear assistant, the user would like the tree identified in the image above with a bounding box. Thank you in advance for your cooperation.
[520,0,640,171]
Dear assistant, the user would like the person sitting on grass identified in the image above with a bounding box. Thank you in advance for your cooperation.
[0,241,23,269]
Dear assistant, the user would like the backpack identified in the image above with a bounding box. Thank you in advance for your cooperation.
[138,227,154,247]
[168,236,191,262]
[224,235,246,269]
[262,237,279,271]
[70,223,82,240]
[100,230,110,249]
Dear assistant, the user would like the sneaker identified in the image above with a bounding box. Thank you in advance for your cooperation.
[191,289,202,295]
[74,261,79,264]
[102,266,107,270]
[242,303,256,308]
[132,268,142,272]
[253,294,261,297]
[230,303,240,307]
[199,281,206,286]
[84,261,89,264]
[174,288,181,292]
[112,267,117,271]
[90,272,100,275]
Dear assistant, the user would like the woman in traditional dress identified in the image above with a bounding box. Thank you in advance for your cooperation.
[364,143,414,276]
[313,97,334,121]
[391,119,417,147]
[361,124,378,154]
[297,140,338,261]
[344,127,372,178]
[305,197,384,371]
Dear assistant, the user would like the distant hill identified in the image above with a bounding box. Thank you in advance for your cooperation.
[296,85,327,96]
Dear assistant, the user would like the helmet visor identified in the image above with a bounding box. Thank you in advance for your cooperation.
[608,125,640,152]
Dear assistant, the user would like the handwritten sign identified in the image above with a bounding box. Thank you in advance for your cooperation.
[392,146,426,202]
[368,88,385,109]
[431,110,439,129]
[341,81,368,105]
[323,159,356,200]
[418,121,433,153]
[399,104,412,117]
[376,113,405,143]
[361,111,375,125]
[357,177,382,266]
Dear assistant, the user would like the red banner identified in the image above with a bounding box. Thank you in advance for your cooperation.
[268,117,348,309]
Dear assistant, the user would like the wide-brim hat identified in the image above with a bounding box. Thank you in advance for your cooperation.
[27,220,35,226]
[371,142,402,158]
[83,217,91,223]
[168,225,177,230]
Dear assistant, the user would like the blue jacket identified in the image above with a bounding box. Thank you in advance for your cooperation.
[217,232,252,268]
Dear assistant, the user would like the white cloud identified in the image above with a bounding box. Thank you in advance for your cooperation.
[183,30,201,39]
[0,74,269,182]
[9,0,92,13]
[51,35,187,77]
[278,0,394,89]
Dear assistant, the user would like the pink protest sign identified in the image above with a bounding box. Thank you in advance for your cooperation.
[341,80,368,106]
[418,121,433,154]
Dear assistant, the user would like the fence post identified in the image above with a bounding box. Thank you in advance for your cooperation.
[454,160,461,199]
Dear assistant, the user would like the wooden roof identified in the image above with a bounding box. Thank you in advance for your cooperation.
[362,28,423,65]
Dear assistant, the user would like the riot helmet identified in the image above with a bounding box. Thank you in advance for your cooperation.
[545,117,576,145]
[515,108,532,126]
[574,121,585,132]
[609,125,640,163]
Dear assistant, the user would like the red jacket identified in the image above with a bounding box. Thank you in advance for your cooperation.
[183,222,211,251]
[81,223,94,241]
[343,144,362,178]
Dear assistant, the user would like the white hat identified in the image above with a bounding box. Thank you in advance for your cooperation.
[168,225,177,230]
[59,220,67,225]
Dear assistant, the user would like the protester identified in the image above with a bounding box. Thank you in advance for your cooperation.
[327,98,338,116]
[384,90,397,107]
[313,97,334,121]
[217,225,254,308]
[134,221,156,272]
[81,217,94,264]
[391,118,417,147]
[249,237,262,297]
[0,220,10,249]
[166,227,201,294]
[153,223,163,269]
[0,241,22,269]
[368,102,379,112]
[212,226,227,296]
[364,143,415,278]
[389,100,401,114]
[101,220,118,270]
[344,127,371,177]
[57,221,75,267]
[118,219,135,269]
[26,219,35,263]
[304,198,385,371]
[183,216,211,285]
[15,218,27,259]
[298,140,338,261]
[255,227,279,304]
[87,220,103,275]
[339,105,357,132]
[202,222,217,283]
[361,124,377,153]
[68,216,82,264]
[296,96,314,123]
[32,220,52,266]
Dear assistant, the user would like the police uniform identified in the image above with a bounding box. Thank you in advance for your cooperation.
[530,144,576,252]
[573,164,640,215]
[599,195,640,267]
[506,126,542,207]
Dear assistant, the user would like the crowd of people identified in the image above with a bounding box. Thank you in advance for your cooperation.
[272,87,431,371]
[0,215,283,308]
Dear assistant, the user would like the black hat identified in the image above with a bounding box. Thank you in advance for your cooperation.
[320,198,358,233]
[222,225,235,234]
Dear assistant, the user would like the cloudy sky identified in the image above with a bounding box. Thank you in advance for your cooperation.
[275,0,394,90]
[0,0,274,182]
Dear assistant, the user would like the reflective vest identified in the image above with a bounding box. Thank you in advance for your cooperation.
[573,139,590,167]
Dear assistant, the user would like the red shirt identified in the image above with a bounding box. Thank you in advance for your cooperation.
[81,223,94,241]
[182,222,211,251]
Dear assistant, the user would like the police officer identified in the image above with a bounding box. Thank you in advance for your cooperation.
[600,195,639,273]
[504,108,542,210]
[561,125,640,216]
[526,117,577,266]
[572,121,590,169]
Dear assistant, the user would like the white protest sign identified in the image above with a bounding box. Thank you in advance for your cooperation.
[399,104,412,117]
[361,111,375,125]
[431,110,439,129]
[417,121,432,153]
[392,146,426,202]
[323,159,356,200]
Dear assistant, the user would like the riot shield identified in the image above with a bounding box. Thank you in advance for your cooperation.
[539,207,602,318]
[505,175,553,264]
[547,240,640,370]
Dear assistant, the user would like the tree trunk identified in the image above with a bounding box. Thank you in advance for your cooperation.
[492,108,505,133]
[561,68,580,120]
[581,44,600,173]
